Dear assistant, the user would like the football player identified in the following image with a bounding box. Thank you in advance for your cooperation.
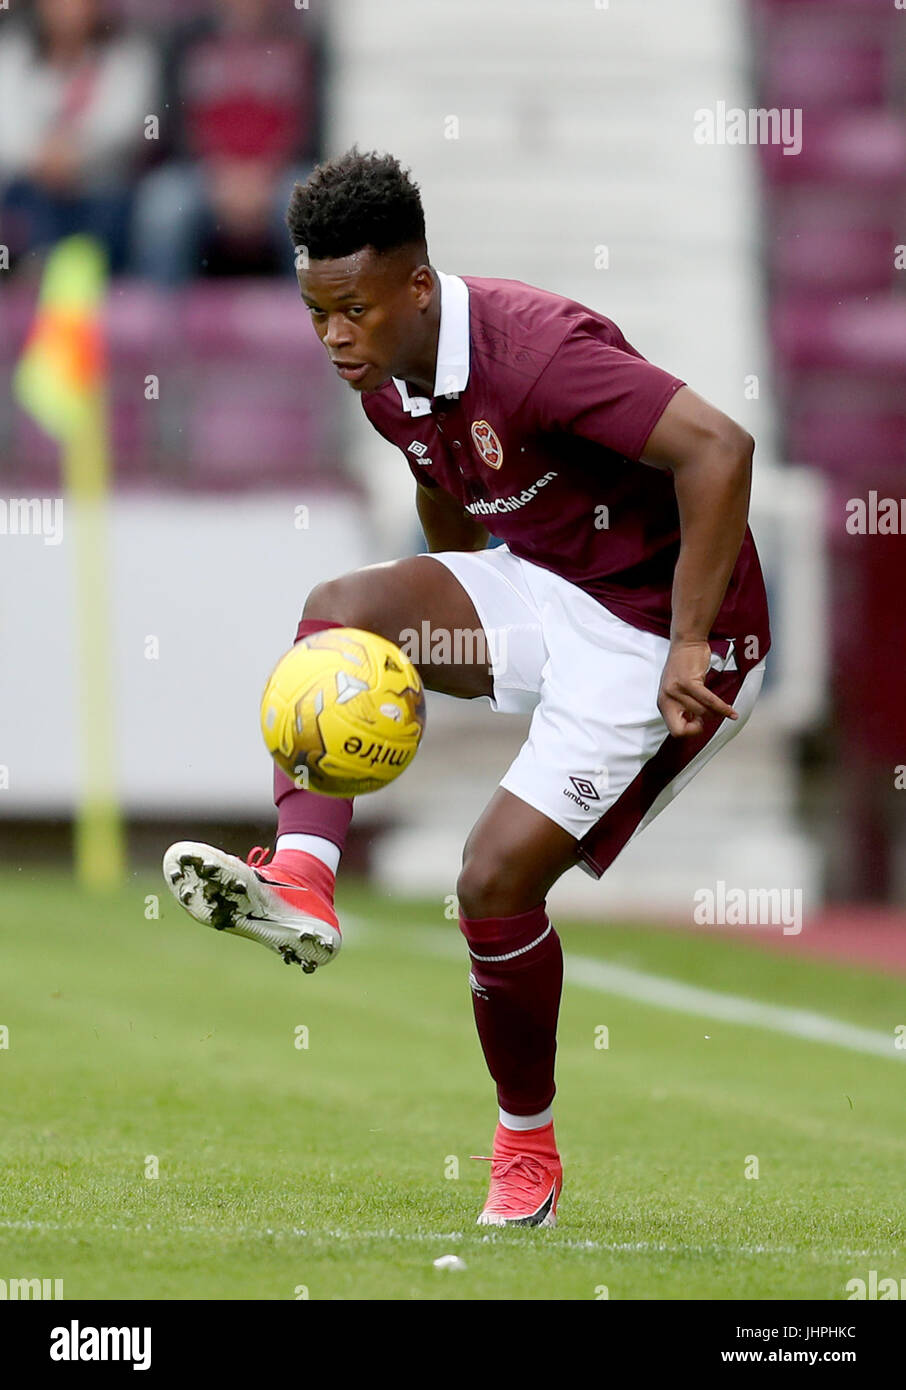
[165,150,770,1228]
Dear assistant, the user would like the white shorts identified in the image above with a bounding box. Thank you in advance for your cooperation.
[424,544,766,878]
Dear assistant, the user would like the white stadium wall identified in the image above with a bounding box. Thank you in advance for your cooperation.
[0,493,375,817]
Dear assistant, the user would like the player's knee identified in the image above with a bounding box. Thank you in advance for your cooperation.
[301,575,371,629]
[456,850,530,920]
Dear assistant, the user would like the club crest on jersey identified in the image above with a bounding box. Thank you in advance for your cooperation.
[470,420,503,470]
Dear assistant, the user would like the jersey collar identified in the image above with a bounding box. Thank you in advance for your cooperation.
[392,271,470,418]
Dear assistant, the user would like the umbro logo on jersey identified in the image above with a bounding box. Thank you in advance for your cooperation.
[407,440,433,466]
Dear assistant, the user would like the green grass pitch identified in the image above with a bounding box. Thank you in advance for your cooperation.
[1,869,904,1300]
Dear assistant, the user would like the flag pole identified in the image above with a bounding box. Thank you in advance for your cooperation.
[64,391,126,890]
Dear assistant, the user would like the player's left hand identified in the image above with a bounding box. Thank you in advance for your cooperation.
[657,639,739,739]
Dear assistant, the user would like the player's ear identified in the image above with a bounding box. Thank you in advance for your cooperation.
[409,261,435,309]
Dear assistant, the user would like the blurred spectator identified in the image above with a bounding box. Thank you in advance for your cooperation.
[0,0,158,272]
[132,0,320,284]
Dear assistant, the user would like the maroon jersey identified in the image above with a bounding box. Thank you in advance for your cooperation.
[361,274,771,662]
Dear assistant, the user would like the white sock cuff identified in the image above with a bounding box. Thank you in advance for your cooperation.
[275,834,341,874]
[499,1106,553,1132]
[466,920,551,964]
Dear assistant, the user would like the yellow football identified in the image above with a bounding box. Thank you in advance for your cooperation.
[260,627,426,796]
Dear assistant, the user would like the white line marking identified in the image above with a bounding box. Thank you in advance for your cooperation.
[0,1220,893,1261]
[562,956,904,1062]
[346,917,904,1063]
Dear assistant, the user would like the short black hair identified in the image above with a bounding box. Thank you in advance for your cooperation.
[286,148,426,262]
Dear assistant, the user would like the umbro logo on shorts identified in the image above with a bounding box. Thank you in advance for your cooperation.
[563,775,601,812]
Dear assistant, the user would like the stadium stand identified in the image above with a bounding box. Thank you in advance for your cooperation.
[754,0,906,898]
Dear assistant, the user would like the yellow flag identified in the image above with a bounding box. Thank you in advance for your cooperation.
[14,235,107,441]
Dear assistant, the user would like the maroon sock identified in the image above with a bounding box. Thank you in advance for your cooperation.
[273,617,354,849]
[459,903,563,1116]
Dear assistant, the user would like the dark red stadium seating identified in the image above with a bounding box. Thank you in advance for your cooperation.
[769,216,895,293]
[788,410,906,475]
[760,112,906,187]
[751,0,906,808]
[759,32,887,110]
[773,294,906,375]
[0,282,346,493]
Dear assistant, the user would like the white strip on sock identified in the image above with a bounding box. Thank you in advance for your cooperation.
[499,1106,553,1132]
[275,834,340,875]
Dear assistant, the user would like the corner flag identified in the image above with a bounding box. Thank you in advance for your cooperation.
[14,235,125,889]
